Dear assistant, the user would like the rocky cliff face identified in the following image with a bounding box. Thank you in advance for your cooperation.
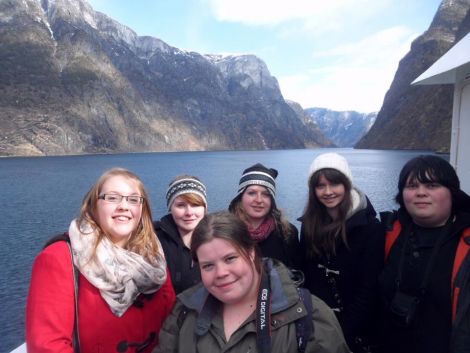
[286,101,336,148]
[0,0,329,156]
[356,0,470,152]
[305,108,376,147]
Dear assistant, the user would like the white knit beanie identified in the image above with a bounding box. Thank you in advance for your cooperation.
[308,152,353,183]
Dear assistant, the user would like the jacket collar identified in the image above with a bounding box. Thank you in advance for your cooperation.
[397,208,470,240]
[346,187,378,228]
[154,214,183,245]
[177,258,300,334]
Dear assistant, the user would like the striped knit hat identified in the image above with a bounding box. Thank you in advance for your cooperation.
[236,163,278,197]
[228,163,278,212]
[166,176,207,211]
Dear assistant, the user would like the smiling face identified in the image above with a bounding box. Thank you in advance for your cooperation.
[170,195,206,236]
[403,176,452,227]
[96,175,143,247]
[197,238,259,305]
[240,185,272,226]
[314,174,346,214]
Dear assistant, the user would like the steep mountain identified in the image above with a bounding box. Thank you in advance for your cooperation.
[305,108,376,147]
[356,0,470,152]
[0,0,329,156]
[286,101,335,147]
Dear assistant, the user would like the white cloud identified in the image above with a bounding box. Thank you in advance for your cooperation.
[278,26,418,112]
[280,72,383,113]
[203,0,419,112]
[312,26,415,62]
[202,0,371,26]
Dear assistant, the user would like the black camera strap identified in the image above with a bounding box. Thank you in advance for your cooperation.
[395,223,450,298]
[256,271,272,353]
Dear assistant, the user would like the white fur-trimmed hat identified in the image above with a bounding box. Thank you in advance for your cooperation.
[308,152,353,183]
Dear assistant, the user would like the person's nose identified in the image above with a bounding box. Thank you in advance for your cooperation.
[117,197,130,209]
[324,185,333,194]
[184,205,194,215]
[254,192,263,202]
[416,184,428,196]
[215,263,228,278]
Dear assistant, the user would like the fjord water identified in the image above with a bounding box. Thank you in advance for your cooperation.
[0,148,434,352]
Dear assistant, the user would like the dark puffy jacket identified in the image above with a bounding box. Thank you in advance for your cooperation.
[154,259,351,353]
[258,222,302,270]
[452,238,470,352]
[379,208,470,353]
[154,214,201,294]
[300,188,384,350]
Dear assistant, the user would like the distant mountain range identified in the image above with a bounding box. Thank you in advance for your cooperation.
[1,0,469,156]
[305,108,377,147]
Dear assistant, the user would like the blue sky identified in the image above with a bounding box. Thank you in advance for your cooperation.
[87,0,442,112]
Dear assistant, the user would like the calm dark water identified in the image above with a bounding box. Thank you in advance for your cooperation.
[0,148,435,352]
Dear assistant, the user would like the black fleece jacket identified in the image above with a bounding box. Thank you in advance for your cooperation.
[154,214,201,294]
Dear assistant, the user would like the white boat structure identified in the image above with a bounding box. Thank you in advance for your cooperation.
[412,32,470,193]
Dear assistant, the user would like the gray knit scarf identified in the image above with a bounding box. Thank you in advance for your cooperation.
[68,219,167,317]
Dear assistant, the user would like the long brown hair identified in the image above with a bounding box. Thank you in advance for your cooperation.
[77,168,159,262]
[302,169,352,259]
[191,211,263,275]
[230,189,292,239]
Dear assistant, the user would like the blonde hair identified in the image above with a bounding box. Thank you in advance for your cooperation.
[171,193,207,209]
[77,168,159,262]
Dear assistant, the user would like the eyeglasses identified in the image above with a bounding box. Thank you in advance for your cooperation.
[98,194,144,205]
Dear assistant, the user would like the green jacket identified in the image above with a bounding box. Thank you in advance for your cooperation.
[154,259,350,353]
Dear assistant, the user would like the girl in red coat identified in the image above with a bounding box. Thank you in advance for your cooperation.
[26,168,176,353]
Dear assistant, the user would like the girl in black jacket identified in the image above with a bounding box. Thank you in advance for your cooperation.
[154,175,207,294]
[228,163,301,271]
[299,152,384,352]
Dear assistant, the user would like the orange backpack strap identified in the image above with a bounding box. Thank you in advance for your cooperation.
[385,220,402,261]
[451,227,470,322]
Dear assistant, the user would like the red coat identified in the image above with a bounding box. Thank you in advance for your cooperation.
[26,241,176,353]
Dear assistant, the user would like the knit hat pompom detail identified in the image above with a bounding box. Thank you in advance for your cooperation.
[309,152,353,184]
[166,177,207,210]
[237,163,277,197]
